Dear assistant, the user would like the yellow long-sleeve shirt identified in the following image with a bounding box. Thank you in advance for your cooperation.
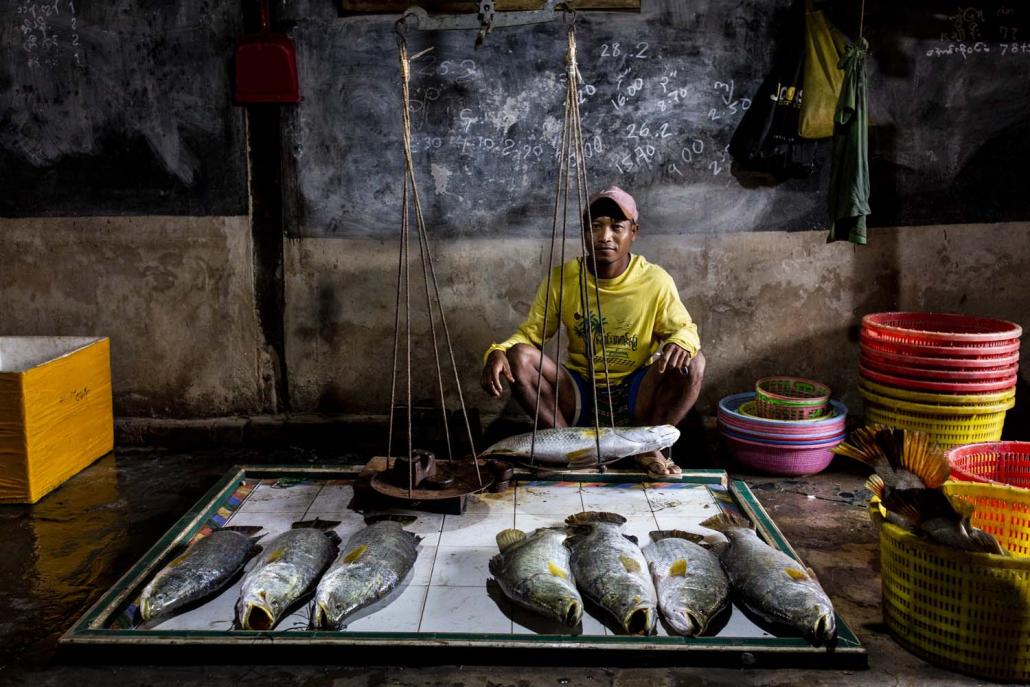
[485,255,700,385]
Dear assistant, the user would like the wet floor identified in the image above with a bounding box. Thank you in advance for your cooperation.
[0,446,988,685]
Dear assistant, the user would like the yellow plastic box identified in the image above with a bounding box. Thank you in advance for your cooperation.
[0,337,114,503]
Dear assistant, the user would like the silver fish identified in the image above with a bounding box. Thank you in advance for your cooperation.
[489,527,583,628]
[642,530,730,636]
[702,513,836,646]
[564,512,657,635]
[139,527,262,622]
[311,515,420,630]
[235,520,341,631]
[482,425,680,468]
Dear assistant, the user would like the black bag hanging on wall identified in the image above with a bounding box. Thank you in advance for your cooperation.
[729,0,817,180]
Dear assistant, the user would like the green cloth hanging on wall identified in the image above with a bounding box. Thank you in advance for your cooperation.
[827,39,870,245]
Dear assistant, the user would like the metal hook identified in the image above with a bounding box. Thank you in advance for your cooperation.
[557,2,577,27]
[395,11,413,45]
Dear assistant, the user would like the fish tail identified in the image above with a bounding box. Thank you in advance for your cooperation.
[363,513,418,526]
[291,518,342,530]
[831,425,889,469]
[565,511,627,526]
[700,512,750,532]
[649,529,707,545]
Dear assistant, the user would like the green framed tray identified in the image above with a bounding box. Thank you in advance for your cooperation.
[59,465,866,669]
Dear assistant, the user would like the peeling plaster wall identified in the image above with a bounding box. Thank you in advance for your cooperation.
[285,223,1030,422]
[0,216,274,417]
[0,217,1025,421]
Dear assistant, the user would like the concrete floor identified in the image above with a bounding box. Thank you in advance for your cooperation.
[0,446,996,686]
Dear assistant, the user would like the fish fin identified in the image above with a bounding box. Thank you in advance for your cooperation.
[565,447,596,468]
[668,559,687,577]
[266,547,286,563]
[547,560,570,580]
[342,544,368,564]
[700,512,750,532]
[495,528,526,552]
[565,511,626,526]
[364,513,418,526]
[784,567,809,581]
[217,526,264,536]
[884,488,959,526]
[488,554,504,578]
[323,530,343,547]
[619,554,642,573]
[292,518,342,530]
[623,533,639,545]
[649,529,706,544]
[969,527,1008,556]
[866,474,886,501]
[901,431,950,489]
[946,493,976,520]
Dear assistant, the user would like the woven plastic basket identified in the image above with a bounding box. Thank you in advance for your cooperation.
[754,377,830,420]
[858,377,1017,406]
[863,311,1023,343]
[859,355,1019,381]
[859,365,1018,393]
[863,403,1009,448]
[860,343,1022,370]
[946,442,1030,489]
[876,481,1030,681]
[718,393,847,429]
[723,433,838,476]
[860,328,1022,357]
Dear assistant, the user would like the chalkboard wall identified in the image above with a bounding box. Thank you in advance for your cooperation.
[283,0,1030,238]
[0,0,248,216]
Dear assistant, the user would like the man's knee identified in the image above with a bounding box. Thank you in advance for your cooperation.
[506,344,538,381]
[689,351,706,384]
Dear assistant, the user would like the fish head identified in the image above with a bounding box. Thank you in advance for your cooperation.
[139,588,174,622]
[237,588,280,631]
[311,569,365,630]
[526,575,583,628]
[617,425,680,452]
[805,603,837,646]
[663,606,706,637]
[621,603,656,636]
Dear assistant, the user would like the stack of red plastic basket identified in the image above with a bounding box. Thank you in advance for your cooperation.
[859,312,1022,448]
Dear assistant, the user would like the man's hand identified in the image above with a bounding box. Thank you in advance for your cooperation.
[481,349,515,398]
[657,343,692,375]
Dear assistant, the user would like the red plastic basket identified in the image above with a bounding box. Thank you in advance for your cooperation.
[859,355,1019,381]
[862,312,1023,344]
[859,366,1018,393]
[946,442,1030,489]
[723,433,838,476]
[859,344,1021,370]
[860,329,1021,357]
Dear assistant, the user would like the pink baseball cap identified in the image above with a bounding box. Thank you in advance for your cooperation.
[588,185,638,222]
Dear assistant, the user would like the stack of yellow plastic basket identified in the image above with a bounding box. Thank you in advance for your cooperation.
[859,312,1021,448]
[876,480,1030,681]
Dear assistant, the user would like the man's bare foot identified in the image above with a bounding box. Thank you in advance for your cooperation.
[634,450,681,477]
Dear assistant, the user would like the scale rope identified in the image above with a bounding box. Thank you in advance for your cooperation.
[388,32,481,497]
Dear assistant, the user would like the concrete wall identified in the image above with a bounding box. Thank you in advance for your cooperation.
[1,217,1026,421]
[0,216,275,417]
[286,222,1030,423]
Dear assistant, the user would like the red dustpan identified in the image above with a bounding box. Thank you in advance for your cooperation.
[235,0,300,103]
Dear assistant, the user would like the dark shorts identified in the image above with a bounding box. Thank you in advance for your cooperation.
[564,365,650,427]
